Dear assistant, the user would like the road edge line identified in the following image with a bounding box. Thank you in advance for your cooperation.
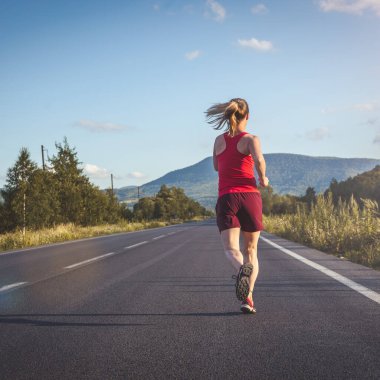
[260,236,380,305]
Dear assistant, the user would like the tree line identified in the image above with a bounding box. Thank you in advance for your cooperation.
[0,139,211,233]
[133,185,212,221]
[260,165,379,215]
[326,165,380,207]
[259,186,315,215]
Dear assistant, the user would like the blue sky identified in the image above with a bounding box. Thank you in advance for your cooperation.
[1,0,379,189]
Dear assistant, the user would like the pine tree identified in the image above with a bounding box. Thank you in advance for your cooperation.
[49,138,85,224]
[1,148,37,231]
[27,169,60,229]
[303,187,317,210]
[48,138,124,226]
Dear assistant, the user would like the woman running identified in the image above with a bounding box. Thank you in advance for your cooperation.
[206,98,269,314]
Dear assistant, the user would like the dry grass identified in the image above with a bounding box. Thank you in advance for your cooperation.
[0,221,169,252]
[264,195,380,269]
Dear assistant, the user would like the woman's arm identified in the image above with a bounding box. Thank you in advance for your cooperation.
[248,135,269,187]
[213,142,218,171]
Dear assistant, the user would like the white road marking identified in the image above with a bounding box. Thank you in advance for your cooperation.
[153,235,166,240]
[167,232,176,236]
[65,240,149,269]
[124,241,148,250]
[260,236,380,305]
[64,252,116,269]
[0,282,28,292]
[0,234,188,293]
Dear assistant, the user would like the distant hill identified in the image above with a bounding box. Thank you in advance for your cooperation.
[325,165,380,205]
[115,154,380,209]
[263,154,380,195]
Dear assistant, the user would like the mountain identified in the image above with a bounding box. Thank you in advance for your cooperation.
[325,165,380,205]
[115,154,380,209]
[263,154,380,195]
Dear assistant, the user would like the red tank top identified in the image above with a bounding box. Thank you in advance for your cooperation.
[216,132,259,197]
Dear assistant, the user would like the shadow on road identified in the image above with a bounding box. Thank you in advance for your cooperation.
[0,311,242,327]
[0,316,151,327]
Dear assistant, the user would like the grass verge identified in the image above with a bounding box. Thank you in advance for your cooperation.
[0,220,171,252]
[263,195,380,270]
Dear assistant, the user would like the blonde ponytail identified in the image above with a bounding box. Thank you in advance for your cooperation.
[205,98,249,136]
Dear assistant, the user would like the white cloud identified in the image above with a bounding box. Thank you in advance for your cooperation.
[238,37,274,52]
[322,101,380,114]
[185,50,201,60]
[127,171,146,179]
[84,164,110,179]
[205,0,226,22]
[353,102,380,111]
[318,0,380,16]
[251,3,268,14]
[305,127,330,141]
[77,119,127,132]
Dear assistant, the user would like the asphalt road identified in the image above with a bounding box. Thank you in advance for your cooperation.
[0,220,379,380]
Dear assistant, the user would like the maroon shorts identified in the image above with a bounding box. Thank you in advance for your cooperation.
[215,192,263,233]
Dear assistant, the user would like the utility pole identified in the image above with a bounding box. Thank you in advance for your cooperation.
[41,145,46,170]
[137,186,140,199]
[111,173,114,194]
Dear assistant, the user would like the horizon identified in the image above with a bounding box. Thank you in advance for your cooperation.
[1,0,380,189]
[116,153,380,190]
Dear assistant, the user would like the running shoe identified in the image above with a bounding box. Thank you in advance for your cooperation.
[233,263,253,301]
[241,296,256,314]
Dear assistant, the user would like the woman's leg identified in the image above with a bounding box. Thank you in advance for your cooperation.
[241,230,261,293]
[220,227,244,271]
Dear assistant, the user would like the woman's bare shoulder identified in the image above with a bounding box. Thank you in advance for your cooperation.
[240,134,261,155]
[214,133,227,156]
[214,133,225,144]
[243,133,259,139]
[242,133,261,144]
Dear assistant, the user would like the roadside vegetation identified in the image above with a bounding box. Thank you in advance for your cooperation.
[0,221,170,252]
[264,195,379,269]
[261,167,380,270]
[0,139,212,252]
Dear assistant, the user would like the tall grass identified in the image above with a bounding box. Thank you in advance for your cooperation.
[0,221,169,252]
[264,194,380,269]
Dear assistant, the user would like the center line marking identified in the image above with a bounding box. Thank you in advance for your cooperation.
[153,235,166,240]
[124,241,148,250]
[65,252,116,269]
[260,235,380,305]
[0,282,28,292]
